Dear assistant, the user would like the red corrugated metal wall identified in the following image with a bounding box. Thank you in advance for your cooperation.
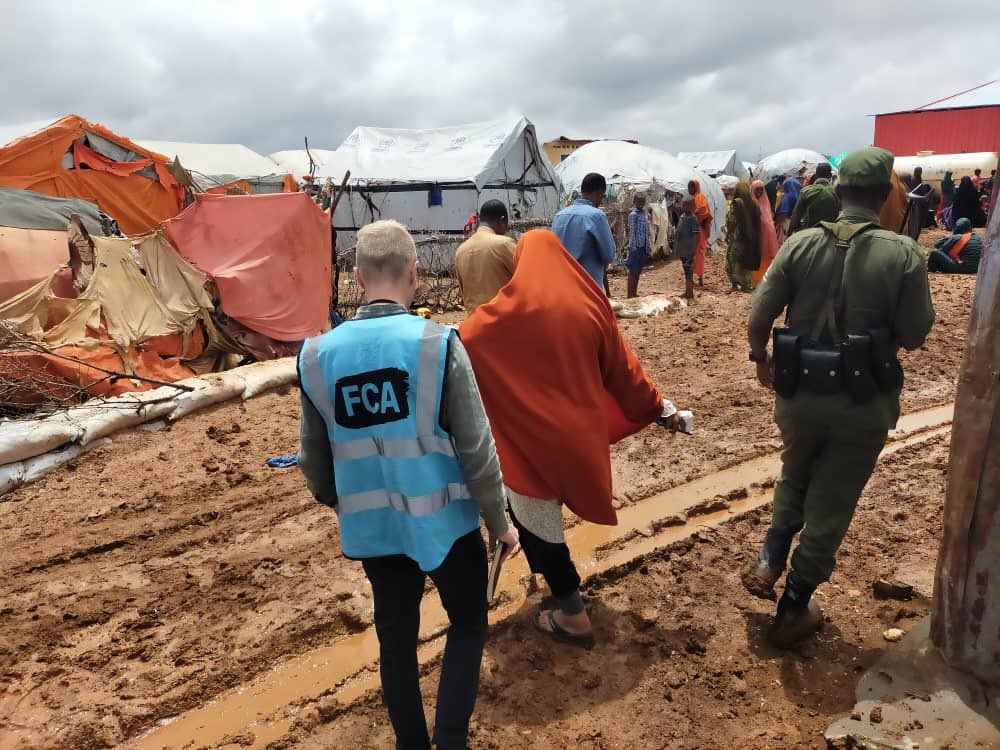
[873,106,1000,156]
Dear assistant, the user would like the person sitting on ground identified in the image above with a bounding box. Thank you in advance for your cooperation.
[788,163,839,235]
[928,217,982,275]
[751,180,779,286]
[724,181,761,293]
[675,197,700,300]
[551,172,617,293]
[460,229,686,648]
[625,193,651,298]
[774,175,802,245]
[688,179,713,287]
[454,199,516,314]
[297,219,519,750]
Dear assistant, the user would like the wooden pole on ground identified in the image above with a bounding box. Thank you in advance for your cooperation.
[931,199,1000,684]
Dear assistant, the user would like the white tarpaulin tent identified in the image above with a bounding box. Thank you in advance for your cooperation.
[756,148,832,178]
[137,140,290,193]
[676,150,748,180]
[268,148,339,181]
[325,116,561,246]
[555,140,727,241]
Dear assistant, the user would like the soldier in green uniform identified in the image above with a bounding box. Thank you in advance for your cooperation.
[788,162,840,235]
[743,147,935,648]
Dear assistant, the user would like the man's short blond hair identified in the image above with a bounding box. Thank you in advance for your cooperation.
[356,220,417,283]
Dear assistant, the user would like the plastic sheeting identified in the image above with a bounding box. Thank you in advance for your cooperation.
[0,115,185,234]
[755,148,832,178]
[268,149,339,181]
[1,236,209,351]
[325,116,560,190]
[676,150,748,179]
[0,187,105,234]
[137,140,296,193]
[555,140,728,242]
[0,227,76,303]
[163,192,332,342]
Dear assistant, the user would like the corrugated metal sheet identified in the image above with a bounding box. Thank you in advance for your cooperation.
[873,107,1000,157]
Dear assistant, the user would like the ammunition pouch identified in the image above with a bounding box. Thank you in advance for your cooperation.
[868,327,904,392]
[772,327,802,398]
[771,327,900,404]
[799,347,843,396]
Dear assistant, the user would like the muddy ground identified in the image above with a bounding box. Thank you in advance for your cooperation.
[0,241,978,749]
[295,433,952,750]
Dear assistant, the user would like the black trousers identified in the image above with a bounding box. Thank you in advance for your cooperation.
[509,504,582,602]
[361,530,488,750]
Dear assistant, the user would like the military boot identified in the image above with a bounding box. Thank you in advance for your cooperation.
[742,561,782,601]
[769,584,823,649]
[742,525,800,600]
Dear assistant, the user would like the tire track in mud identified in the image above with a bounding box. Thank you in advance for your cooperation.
[128,403,954,750]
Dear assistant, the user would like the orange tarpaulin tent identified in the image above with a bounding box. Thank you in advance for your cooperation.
[164,192,332,342]
[0,115,186,234]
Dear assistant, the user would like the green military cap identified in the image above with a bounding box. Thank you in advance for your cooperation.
[838,147,894,187]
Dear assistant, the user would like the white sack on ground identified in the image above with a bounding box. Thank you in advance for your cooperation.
[239,358,298,399]
[0,416,83,465]
[168,373,247,421]
[0,440,110,497]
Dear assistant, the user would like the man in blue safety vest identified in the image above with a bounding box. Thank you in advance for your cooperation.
[298,219,519,750]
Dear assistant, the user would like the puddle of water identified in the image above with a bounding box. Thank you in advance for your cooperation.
[128,403,954,750]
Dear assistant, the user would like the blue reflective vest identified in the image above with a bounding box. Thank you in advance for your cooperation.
[299,313,480,571]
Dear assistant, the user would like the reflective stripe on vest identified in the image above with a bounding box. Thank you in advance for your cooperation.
[336,482,470,517]
[299,316,473,519]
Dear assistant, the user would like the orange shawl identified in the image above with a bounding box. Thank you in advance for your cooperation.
[691,179,712,224]
[751,179,779,285]
[459,230,663,525]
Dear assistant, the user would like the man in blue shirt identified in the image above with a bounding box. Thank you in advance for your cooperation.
[552,172,617,292]
[625,192,650,298]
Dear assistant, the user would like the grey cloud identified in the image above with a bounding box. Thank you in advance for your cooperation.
[2,0,998,160]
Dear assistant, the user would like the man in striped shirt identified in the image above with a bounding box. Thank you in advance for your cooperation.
[626,193,650,298]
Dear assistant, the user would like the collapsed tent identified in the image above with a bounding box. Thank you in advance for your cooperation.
[676,150,748,180]
[0,188,111,302]
[555,140,727,242]
[0,115,186,234]
[0,234,217,404]
[137,140,297,194]
[323,116,561,247]
[163,192,332,344]
[755,148,832,179]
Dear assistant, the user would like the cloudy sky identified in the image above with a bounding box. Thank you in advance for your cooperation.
[4,0,999,161]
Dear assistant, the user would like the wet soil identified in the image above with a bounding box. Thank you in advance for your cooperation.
[0,245,976,749]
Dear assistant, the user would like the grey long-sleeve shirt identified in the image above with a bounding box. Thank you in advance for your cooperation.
[297,302,509,537]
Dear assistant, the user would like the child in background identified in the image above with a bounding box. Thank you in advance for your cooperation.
[675,197,700,300]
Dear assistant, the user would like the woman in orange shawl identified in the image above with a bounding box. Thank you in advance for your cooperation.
[751,179,779,286]
[688,179,713,286]
[460,229,684,645]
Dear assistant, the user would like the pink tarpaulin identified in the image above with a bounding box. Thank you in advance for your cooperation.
[164,193,331,342]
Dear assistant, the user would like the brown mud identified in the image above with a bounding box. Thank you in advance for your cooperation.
[0,247,977,749]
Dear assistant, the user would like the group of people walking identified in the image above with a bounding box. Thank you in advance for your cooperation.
[295,147,953,749]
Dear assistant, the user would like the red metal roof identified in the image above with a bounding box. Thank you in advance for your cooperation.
[876,80,999,116]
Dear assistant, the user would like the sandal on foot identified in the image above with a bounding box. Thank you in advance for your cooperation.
[535,609,595,649]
